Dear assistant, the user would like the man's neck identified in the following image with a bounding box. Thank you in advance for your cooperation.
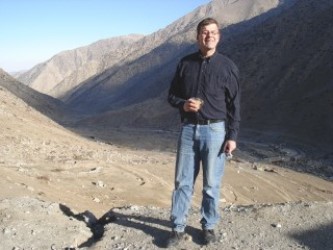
[200,48,216,58]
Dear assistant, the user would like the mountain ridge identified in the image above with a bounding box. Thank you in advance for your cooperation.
[11,0,333,151]
[63,0,282,112]
[17,34,144,97]
[1,68,72,123]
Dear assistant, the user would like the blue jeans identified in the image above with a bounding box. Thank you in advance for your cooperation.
[170,121,226,232]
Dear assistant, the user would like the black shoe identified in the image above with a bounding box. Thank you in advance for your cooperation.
[166,230,184,248]
[203,229,216,245]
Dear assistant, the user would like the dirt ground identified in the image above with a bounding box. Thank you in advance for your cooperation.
[1,126,333,249]
[1,86,333,249]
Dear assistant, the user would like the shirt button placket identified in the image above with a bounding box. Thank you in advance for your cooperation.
[198,60,207,97]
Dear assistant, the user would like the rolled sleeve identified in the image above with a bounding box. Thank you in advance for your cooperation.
[225,65,241,141]
[168,63,186,110]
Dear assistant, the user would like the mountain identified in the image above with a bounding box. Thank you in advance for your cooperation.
[13,0,333,151]
[18,0,281,109]
[0,68,91,166]
[0,68,72,123]
[76,0,333,150]
[223,0,333,148]
[17,35,144,98]
[2,69,333,250]
[63,0,282,113]
[1,2,333,247]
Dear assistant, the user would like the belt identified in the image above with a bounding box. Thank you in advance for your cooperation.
[183,118,223,125]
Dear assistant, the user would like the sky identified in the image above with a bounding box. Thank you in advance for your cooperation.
[0,0,211,73]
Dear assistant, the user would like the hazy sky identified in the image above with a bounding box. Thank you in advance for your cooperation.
[0,0,210,72]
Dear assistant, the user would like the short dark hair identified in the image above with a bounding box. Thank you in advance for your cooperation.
[196,17,220,35]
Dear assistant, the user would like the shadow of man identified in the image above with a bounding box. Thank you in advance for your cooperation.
[59,204,113,248]
[59,204,202,248]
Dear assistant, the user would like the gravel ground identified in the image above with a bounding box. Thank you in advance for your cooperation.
[1,197,332,250]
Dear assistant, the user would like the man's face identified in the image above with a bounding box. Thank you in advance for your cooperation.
[197,23,220,53]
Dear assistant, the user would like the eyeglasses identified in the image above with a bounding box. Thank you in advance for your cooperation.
[200,30,220,36]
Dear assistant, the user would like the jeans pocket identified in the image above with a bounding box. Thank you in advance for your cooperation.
[209,122,225,133]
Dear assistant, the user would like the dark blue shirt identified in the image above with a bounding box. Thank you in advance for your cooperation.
[168,51,241,140]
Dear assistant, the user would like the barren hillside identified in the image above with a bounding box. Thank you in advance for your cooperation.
[2,1,333,247]
[1,67,333,249]
[17,35,144,97]
[69,0,333,152]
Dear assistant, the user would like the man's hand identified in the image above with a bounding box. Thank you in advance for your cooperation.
[223,140,237,153]
[183,98,203,112]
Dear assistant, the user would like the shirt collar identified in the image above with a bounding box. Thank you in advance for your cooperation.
[197,50,217,62]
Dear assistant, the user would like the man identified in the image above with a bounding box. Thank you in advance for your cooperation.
[166,17,241,247]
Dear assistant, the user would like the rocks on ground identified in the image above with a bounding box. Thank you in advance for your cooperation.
[1,197,332,250]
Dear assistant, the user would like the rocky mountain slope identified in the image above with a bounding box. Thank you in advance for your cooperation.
[17,34,144,97]
[225,0,333,148]
[0,67,333,250]
[17,0,282,108]
[74,0,333,152]
[0,68,71,123]
[11,0,333,150]
[2,1,333,248]
[1,67,333,249]
[63,0,282,112]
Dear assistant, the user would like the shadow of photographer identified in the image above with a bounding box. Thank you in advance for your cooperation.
[59,204,202,248]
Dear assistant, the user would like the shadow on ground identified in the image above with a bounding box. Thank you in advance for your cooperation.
[289,222,333,250]
[59,204,203,248]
